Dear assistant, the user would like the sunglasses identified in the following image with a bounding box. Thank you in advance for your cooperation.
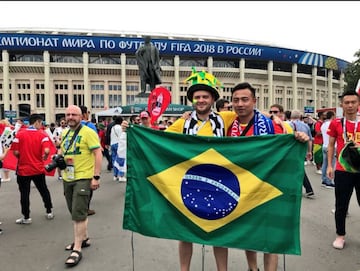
[269,110,280,114]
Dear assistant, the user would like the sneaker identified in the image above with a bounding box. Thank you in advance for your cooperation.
[0,228,2,235]
[46,213,54,220]
[113,176,118,181]
[304,192,315,199]
[2,178,11,182]
[332,237,345,249]
[118,176,127,183]
[15,217,32,224]
[316,169,322,175]
[322,182,335,189]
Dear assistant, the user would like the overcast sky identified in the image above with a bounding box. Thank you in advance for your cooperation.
[0,1,358,62]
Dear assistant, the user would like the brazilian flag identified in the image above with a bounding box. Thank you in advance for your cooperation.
[123,125,306,255]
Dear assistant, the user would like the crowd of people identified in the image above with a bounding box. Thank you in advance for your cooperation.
[0,68,359,270]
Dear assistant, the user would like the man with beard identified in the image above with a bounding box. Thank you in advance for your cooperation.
[166,69,235,271]
[60,105,102,267]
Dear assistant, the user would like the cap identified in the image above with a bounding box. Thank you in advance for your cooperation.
[140,111,150,118]
[185,67,222,102]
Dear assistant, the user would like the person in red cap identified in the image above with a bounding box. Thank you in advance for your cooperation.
[139,110,159,130]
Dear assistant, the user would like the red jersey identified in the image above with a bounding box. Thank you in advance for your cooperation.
[313,120,324,145]
[327,118,360,171]
[228,121,284,136]
[11,127,51,176]
[98,129,106,149]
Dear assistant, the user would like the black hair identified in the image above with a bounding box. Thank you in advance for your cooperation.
[29,114,43,125]
[130,115,138,123]
[215,99,230,111]
[340,90,359,100]
[284,110,292,120]
[232,82,256,97]
[325,110,335,120]
[114,115,123,124]
[79,105,88,115]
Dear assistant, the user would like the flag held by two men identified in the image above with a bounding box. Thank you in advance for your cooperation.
[123,125,306,255]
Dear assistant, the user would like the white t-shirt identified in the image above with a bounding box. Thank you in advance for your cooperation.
[110,124,123,146]
[321,120,331,147]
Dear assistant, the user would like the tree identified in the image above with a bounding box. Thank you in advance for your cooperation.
[344,49,360,92]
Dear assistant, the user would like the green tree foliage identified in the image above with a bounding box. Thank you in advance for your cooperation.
[344,49,360,92]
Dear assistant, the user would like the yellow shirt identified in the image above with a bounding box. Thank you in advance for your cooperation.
[61,125,100,181]
[165,111,236,136]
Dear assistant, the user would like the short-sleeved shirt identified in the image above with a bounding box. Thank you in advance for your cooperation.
[11,127,51,176]
[165,111,236,136]
[327,118,360,171]
[61,125,100,181]
[313,120,324,145]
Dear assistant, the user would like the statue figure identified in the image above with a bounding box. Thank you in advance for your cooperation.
[135,36,162,94]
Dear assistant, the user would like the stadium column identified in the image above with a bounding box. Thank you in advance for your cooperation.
[267,60,274,106]
[43,50,52,123]
[173,55,180,104]
[328,69,333,107]
[239,58,245,82]
[339,72,345,98]
[2,50,10,112]
[312,66,317,113]
[121,53,126,106]
[292,63,298,110]
[83,52,91,110]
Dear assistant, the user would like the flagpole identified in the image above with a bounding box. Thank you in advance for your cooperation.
[283,254,286,271]
[201,245,205,271]
[131,232,135,271]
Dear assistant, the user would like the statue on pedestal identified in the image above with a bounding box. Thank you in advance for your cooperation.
[135,36,162,95]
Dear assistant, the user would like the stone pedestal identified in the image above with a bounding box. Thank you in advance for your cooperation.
[135,92,150,104]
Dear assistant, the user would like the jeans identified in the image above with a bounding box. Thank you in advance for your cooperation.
[321,146,336,185]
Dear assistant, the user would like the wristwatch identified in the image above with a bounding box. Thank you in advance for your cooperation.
[93,175,100,180]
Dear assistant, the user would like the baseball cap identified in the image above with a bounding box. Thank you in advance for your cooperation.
[139,111,150,118]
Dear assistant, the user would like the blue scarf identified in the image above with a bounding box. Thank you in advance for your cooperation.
[229,110,274,136]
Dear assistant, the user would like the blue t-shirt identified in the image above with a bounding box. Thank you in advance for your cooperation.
[81,120,98,133]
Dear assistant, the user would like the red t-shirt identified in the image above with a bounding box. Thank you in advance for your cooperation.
[11,127,51,176]
[327,118,360,171]
[228,120,284,136]
[313,120,323,145]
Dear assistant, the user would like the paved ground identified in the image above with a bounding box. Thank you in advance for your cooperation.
[0,161,359,271]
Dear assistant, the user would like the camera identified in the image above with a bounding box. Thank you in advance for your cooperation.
[45,154,67,172]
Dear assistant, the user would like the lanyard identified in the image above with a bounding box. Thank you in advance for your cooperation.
[62,125,82,155]
[342,117,358,143]
[193,119,208,135]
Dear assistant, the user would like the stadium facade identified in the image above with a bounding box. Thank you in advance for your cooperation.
[0,28,350,123]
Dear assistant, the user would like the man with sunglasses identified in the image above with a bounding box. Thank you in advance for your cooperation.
[269,104,293,134]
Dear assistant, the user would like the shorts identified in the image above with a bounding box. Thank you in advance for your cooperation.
[63,179,91,221]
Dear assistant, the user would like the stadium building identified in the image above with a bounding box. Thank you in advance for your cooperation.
[0,28,349,123]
